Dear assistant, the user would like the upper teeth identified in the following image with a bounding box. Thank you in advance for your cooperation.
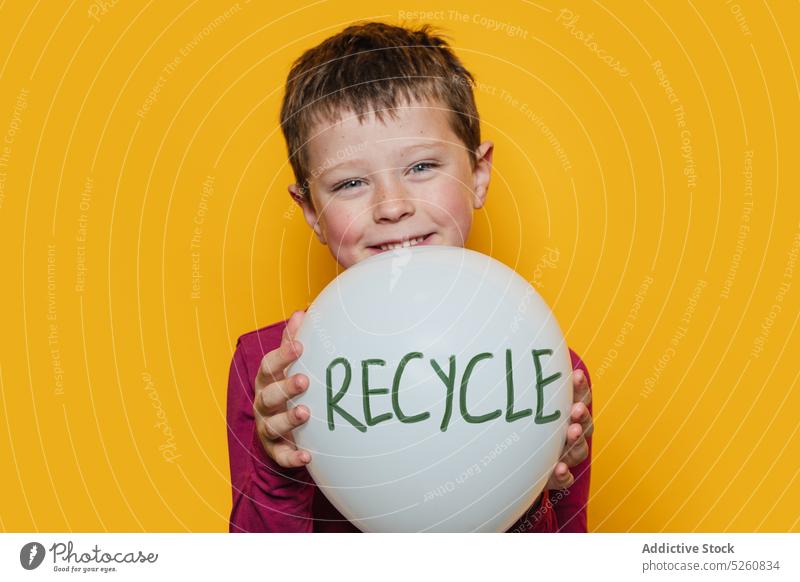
[379,236,426,251]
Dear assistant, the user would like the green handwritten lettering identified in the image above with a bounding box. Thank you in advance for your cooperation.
[326,357,366,432]
[362,359,392,426]
[460,352,502,424]
[532,349,562,424]
[505,349,533,422]
[392,352,430,424]
[431,355,457,432]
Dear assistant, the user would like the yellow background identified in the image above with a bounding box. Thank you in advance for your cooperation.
[1,0,798,532]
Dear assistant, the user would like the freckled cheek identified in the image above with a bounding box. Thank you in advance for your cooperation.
[324,209,365,249]
[434,189,474,242]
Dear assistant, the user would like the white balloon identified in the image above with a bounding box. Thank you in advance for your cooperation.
[287,245,572,532]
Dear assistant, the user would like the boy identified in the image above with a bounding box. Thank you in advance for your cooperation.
[227,21,593,532]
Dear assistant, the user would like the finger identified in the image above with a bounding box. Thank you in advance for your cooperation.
[565,421,583,448]
[570,402,594,438]
[553,422,582,467]
[260,405,310,442]
[273,310,305,378]
[571,401,590,424]
[572,369,592,406]
[266,440,312,468]
[562,435,589,467]
[582,416,594,439]
[284,310,305,343]
[547,462,575,490]
[256,337,303,388]
[256,373,309,415]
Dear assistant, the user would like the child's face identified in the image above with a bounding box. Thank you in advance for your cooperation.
[289,99,493,269]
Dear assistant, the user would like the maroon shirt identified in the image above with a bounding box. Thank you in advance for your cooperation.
[227,317,593,532]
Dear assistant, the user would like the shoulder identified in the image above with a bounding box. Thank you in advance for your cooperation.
[233,320,290,371]
[236,319,288,346]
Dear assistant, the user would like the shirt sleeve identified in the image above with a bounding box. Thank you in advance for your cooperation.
[552,353,593,533]
[227,338,316,532]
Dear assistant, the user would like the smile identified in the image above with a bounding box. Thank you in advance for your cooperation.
[369,233,434,253]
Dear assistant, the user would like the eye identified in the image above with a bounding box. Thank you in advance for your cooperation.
[409,161,439,174]
[332,178,365,192]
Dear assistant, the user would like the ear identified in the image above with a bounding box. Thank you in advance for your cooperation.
[288,183,327,245]
[471,140,493,209]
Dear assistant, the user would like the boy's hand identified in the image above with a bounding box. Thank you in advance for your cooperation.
[253,310,312,469]
[546,369,593,490]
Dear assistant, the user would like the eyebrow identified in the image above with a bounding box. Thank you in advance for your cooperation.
[315,142,447,181]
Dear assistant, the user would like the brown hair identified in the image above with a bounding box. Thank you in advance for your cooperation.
[279,21,481,199]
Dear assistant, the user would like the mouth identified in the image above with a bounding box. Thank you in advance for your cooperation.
[367,232,435,254]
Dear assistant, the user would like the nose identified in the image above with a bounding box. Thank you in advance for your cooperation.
[372,176,415,223]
